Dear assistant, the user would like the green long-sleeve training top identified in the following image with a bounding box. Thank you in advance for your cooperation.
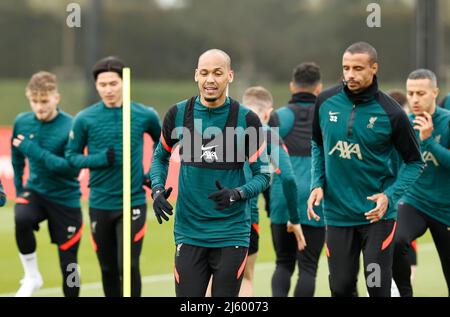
[66,101,161,210]
[150,96,270,248]
[11,110,81,207]
[311,77,424,227]
[402,107,450,226]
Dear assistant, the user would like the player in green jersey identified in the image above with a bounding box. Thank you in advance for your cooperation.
[393,69,450,297]
[308,42,424,297]
[66,56,161,297]
[240,86,306,296]
[12,72,82,297]
[149,49,270,297]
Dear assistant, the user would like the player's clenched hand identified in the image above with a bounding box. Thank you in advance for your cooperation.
[307,187,323,221]
[365,193,389,223]
[152,187,173,224]
[12,134,25,147]
[413,111,434,141]
[287,221,307,251]
[142,176,152,190]
[207,180,242,211]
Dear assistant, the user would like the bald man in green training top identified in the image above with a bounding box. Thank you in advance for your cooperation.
[149,49,270,297]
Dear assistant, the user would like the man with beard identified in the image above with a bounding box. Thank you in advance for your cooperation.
[149,49,270,297]
[307,42,424,297]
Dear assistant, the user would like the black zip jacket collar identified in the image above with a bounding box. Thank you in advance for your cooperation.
[289,92,317,104]
[344,75,379,105]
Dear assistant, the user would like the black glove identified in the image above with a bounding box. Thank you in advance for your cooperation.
[143,176,152,190]
[207,180,244,210]
[152,187,173,224]
[107,148,115,166]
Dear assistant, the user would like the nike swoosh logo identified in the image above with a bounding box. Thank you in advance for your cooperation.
[329,111,340,116]
[201,145,218,151]
[132,215,140,221]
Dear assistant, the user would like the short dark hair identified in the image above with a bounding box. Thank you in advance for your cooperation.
[92,56,125,80]
[292,62,321,88]
[407,69,437,87]
[344,42,378,64]
[388,90,407,107]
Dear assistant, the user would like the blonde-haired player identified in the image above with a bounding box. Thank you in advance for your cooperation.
[240,86,306,296]
[12,71,82,297]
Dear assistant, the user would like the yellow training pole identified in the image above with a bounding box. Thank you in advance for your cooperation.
[122,67,131,297]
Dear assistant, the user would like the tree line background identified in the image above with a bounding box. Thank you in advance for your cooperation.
[0,0,449,124]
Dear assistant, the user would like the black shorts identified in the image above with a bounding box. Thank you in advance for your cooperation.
[14,189,83,249]
[248,223,260,255]
[174,243,248,297]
